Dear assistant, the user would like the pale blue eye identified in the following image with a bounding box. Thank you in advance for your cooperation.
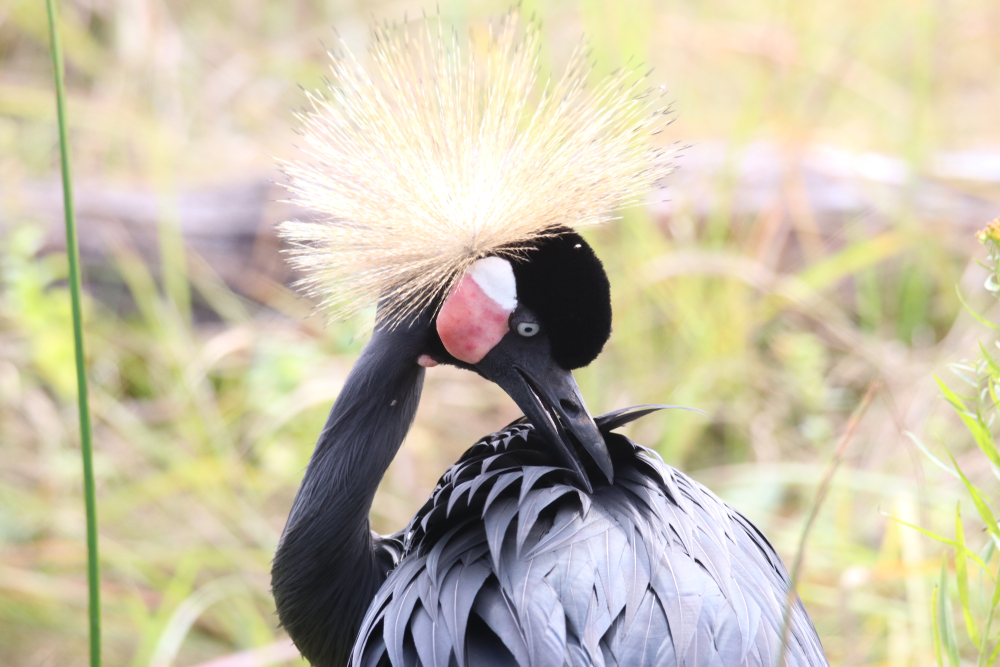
[517,322,540,337]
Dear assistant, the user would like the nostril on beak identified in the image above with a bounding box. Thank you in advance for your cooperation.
[559,398,580,416]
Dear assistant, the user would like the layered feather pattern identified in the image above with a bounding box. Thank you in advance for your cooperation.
[278,12,673,326]
[356,408,829,666]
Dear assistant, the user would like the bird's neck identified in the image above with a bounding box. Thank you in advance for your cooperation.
[272,327,426,666]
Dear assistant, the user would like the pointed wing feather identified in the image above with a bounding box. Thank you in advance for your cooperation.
[439,558,493,667]
[472,581,532,666]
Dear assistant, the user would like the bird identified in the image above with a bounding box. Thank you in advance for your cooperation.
[270,12,829,667]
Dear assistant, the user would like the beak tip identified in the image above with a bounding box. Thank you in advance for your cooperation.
[555,406,615,493]
[591,444,615,486]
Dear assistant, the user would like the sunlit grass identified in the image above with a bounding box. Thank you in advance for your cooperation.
[2,0,1000,665]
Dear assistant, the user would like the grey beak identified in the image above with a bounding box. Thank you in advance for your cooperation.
[476,338,613,493]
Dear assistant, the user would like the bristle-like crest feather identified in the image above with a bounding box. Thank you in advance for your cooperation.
[278,10,673,326]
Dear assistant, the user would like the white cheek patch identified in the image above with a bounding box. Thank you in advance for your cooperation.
[466,257,517,311]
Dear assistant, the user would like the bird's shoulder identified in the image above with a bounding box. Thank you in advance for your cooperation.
[359,406,828,667]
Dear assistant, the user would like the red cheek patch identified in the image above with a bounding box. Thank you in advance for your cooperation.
[437,274,512,364]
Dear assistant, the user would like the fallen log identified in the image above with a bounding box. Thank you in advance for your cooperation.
[3,143,997,310]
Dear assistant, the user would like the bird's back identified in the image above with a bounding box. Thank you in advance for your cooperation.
[353,408,828,667]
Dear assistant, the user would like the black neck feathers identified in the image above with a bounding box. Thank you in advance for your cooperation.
[271,325,426,667]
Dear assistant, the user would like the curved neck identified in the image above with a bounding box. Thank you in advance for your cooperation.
[272,326,426,667]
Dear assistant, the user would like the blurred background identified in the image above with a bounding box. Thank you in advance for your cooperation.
[2,0,999,665]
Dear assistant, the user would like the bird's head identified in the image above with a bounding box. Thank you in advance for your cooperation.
[276,13,671,490]
[415,229,613,491]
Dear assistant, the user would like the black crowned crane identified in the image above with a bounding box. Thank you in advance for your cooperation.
[270,13,828,667]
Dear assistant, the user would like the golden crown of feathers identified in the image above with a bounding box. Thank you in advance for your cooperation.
[278,11,673,326]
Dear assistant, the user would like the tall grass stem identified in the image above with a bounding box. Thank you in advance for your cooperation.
[44,0,101,665]
[776,380,879,666]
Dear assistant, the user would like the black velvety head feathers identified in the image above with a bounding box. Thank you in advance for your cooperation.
[509,230,612,370]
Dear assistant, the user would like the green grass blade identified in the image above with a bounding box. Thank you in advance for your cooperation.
[904,431,960,479]
[977,341,1000,376]
[955,503,981,646]
[932,586,945,667]
[980,574,1000,667]
[937,376,1000,469]
[956,286,1000,330]
[43,1,100,665]
[988,638,1000,667]
[939,555,961,667]
[944,448,1000,545]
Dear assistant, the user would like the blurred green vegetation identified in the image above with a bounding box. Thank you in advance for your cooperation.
[911,224,1000,667]
[2,0,999,665]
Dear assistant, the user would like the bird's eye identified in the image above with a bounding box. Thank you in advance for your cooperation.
[516,322,540,337]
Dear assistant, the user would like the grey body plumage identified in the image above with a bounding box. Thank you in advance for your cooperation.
[353,410,827,667]
[271,323,828,667]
